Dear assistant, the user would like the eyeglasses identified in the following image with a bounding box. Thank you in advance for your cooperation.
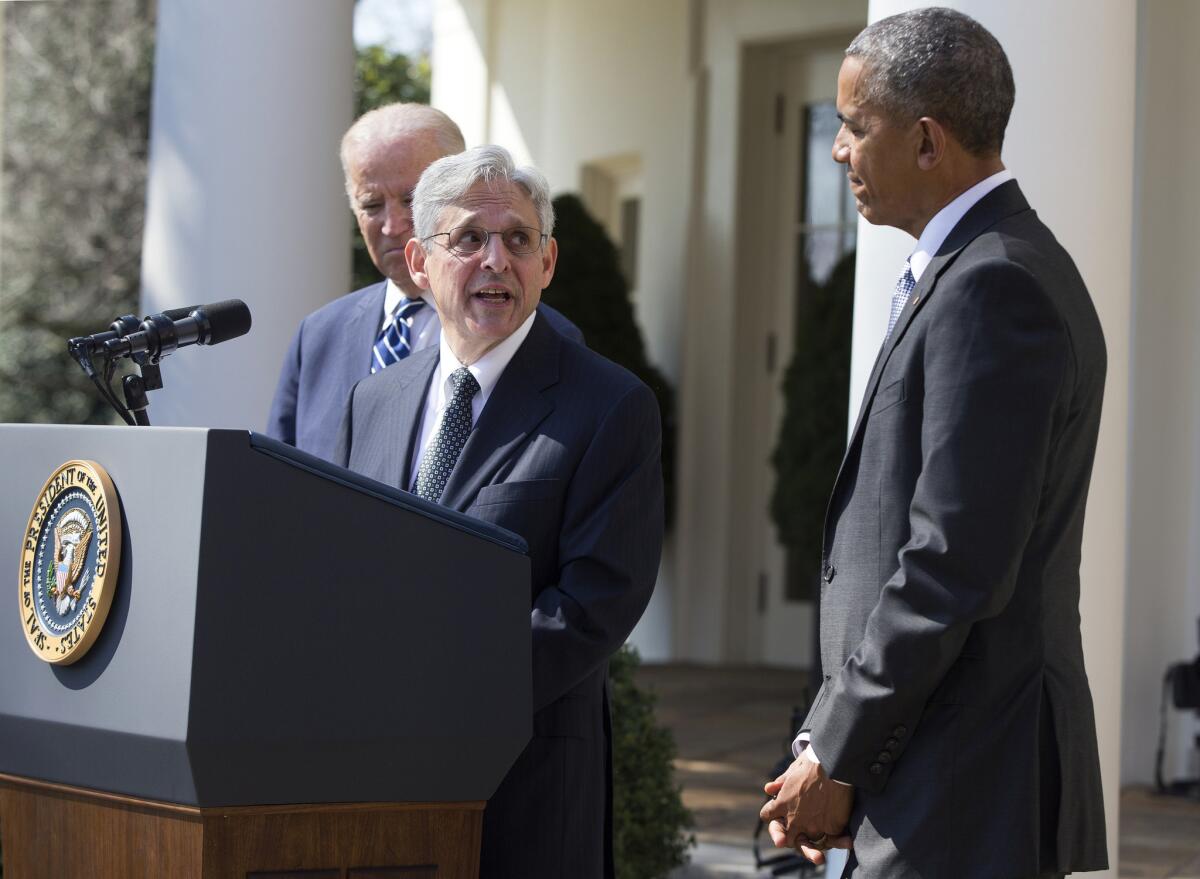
[423,225,547,256]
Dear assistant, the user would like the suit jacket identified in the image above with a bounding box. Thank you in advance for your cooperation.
[805,181,1108,878]
[267,280,584,461]
[335,313,663,879]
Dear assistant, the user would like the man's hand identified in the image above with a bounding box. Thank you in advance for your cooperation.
[759,754,854,865]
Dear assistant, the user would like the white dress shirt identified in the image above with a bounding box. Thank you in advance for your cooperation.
[795,169,1015,769]
[406,310,538,490]
[381,279,441,353]
[909,169,1013,282]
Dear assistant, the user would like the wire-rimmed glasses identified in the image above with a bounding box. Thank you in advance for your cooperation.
[422,225,547,256]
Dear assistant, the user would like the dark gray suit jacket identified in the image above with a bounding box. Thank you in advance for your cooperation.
[806,181,1108,878]
[267,280,583,461]
[335,313,663,879]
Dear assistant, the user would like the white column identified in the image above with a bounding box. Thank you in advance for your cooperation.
[850,3,1136,875]
[1122,0,1200,788]
[431,0,491,148]
[140,0,355,430]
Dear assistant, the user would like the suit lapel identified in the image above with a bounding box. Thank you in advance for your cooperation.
[843,268,936,447]
[376,346,439,492]
[844,181,1032,449]
[439,315,559,513]
[347,281,387,379]
[827,181,1034,532]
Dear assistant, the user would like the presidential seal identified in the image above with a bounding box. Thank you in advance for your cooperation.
[19,460,122,665]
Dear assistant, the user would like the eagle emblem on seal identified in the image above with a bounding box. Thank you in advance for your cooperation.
[21,459,122,664]
[50,508,92,616]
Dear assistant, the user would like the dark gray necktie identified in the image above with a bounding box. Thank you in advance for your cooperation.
[413,367,480,503]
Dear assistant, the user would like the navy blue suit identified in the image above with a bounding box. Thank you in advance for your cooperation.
[335,313,663,878]
[267,280,583,460]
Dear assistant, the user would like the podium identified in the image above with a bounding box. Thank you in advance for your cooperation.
[0,424,532,878]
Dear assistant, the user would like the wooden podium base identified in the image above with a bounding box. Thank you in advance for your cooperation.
[0,774,483,879]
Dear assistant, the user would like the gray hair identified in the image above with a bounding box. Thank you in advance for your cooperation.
[412,145,556,245]
[340,102,466,199]
[846,7,1014,156]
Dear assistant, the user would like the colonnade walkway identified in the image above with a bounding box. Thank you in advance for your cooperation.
[634,664,1200,878]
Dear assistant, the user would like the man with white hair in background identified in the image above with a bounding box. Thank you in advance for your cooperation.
[267,103,581,460]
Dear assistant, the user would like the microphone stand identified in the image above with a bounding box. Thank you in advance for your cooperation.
[121,359,162,426]
[69,300,250,426]
[67,319,166,427]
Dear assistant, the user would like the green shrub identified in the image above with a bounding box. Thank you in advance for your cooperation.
[611,645,693,878]
[541,194,678,528]
[769,251,856,598]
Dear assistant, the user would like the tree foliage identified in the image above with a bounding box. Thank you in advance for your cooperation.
[769,251,856,596]
[610,645,693,878]
[0,0,156,424]
[541,194,678,527]
[354,44,430,119]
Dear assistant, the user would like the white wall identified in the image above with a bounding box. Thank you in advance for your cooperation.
[433,0,692,383]
[538,0,692,384]
[140,0,354,431]
[1122,0,1200,787]
[674,0,869,663]
[854,2,1136,874]
[431,0,491,149]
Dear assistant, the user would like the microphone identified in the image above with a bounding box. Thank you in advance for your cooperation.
[68,305,198,361]
[104,299,253,362]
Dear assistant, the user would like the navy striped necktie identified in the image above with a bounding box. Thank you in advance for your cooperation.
[371,297,426,373]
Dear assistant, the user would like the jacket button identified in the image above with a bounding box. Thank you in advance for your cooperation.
[885,738,899,750]
[869,762,883,775]
[822,563,836,583]
[877,752,892,763]
[892,725,907,738]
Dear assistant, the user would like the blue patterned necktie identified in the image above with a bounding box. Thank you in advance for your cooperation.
[414,367,480,503]
[371,297,426,374]
[885,260,917,342]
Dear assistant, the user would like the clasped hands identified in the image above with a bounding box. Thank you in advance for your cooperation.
[759,753,854,865]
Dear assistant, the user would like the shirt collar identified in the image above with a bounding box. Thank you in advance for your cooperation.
[383,278,431,319]
[435,309,538,408]
[910,169,1013,281]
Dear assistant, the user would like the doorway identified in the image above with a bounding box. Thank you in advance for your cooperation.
[728,36,858,668]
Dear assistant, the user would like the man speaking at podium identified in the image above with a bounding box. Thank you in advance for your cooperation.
[267,103,581,462]
[336,145,664,878]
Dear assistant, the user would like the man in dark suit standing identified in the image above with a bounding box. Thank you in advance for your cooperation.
[336,144,663,878]
[760,9,1108,878]
[267,103,581,460]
